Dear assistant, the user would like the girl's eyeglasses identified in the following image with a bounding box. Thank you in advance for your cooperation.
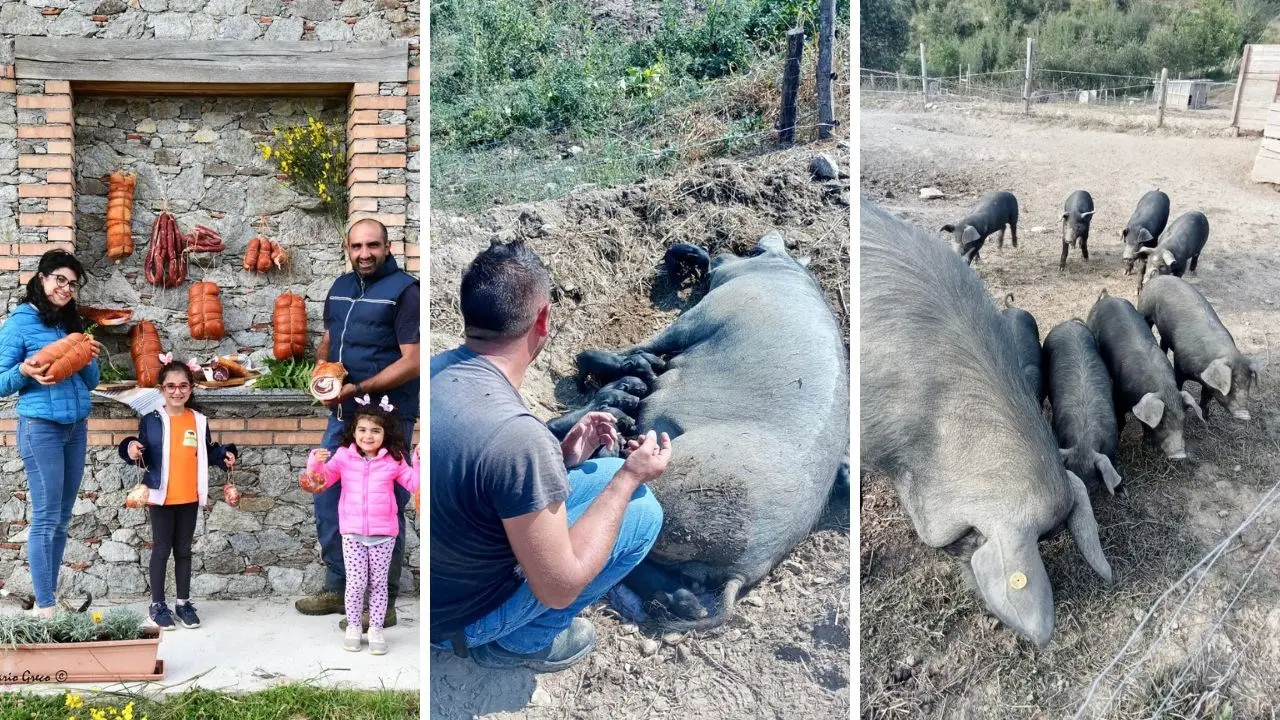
[162,383,192,393]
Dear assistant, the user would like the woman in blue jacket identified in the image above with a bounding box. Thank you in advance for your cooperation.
[0,250,101,617]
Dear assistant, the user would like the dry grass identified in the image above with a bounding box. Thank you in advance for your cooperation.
[860,103,1280,720]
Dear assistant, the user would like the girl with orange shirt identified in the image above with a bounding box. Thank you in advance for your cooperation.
[118,359,238,630]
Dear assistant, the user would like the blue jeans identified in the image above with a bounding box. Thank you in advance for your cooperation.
[315,413,415,603]
[18,417,88,609]
[435,457,663,654]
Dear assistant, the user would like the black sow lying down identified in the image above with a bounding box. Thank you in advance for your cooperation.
[1137,275,1266,421]
[1043,320,1123,495]
[569,231,849,630]
[1087,290,1203,459]
[861,198,1112,648]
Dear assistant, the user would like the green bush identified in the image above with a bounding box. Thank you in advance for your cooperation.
[900,0,1264,78]
[432,0,848,148]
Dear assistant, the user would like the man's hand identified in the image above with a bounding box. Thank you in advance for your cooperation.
[322,383,359,407]
[312,448,331,464]
[560,411,619,468]
[617,430,672,489]
[127,441,144,461]
[224,451,237,470]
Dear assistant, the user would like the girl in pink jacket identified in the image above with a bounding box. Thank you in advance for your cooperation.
[302,395,419,655]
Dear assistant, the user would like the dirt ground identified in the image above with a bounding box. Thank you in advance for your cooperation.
[860,100,1280,719]
[429,143,852,719]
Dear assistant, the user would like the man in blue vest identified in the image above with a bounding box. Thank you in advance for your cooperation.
[294,218,421,630]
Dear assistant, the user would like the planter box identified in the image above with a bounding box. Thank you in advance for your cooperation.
[0,627,163,684]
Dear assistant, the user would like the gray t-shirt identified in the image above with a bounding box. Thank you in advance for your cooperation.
[429,346,569,641]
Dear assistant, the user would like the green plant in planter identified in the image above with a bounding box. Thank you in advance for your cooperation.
[0,607,144,646]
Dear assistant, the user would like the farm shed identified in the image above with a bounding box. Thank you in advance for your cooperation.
[1231,44,1280,132]
[1250,103,1280,184]
[1166,79,1210,109]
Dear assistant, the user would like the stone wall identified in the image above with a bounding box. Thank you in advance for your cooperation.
[0,0,421,600]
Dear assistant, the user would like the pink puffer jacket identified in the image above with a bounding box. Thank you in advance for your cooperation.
[307,445,420,537]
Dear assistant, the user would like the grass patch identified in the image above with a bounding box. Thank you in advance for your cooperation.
[0,684,418,720]
[430,0,850,213]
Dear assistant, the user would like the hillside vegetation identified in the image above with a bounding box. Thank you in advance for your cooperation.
[430,0,850,211]
[861,0,1280,78]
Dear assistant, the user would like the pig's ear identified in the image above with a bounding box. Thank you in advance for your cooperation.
[1200,357,1232,396]
[1132,392,1165,428]
[1062,211,1070,220]
[1065,470,1113,584]
[962,226,981,246]
[1093,453,1123,495]
[940,224,955,233]
[1161,250,1176,267]
[1134,247,1154,259]
[1182,390,1206,421]
[1080,210,1095,218]
[1137,228,1154,244]
[1121,228,1129,239]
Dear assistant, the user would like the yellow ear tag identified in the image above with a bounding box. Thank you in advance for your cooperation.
[1009,572,1028,590]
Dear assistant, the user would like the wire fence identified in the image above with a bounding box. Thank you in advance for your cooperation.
[1072,476,1280,718]
[860,65,1238,118]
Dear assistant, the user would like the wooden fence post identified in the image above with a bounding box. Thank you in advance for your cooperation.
[1230,44,1252,129]
[1022,38,1034,113]
[919,43,928,102]
[1156,67,1169,127]
[816,0,836,139]
[778,28,805,145]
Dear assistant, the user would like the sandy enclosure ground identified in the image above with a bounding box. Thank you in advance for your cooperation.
[429,145,852,719]
[860,103,1280,719]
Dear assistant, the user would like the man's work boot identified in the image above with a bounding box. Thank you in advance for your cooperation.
[295,591,344,616]
[339,607,397,631]
[469,618,596,673]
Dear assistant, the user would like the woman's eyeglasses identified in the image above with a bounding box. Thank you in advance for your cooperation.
[162,383,192,393]
[44,273,83,290]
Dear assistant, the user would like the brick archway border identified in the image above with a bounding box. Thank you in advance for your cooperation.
[6,38,419,281]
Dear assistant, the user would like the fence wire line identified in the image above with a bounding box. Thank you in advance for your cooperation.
[434,115,829,190]
[1073,478,1280,719]
[1147,518,1280,719]
[859,66,1161,83]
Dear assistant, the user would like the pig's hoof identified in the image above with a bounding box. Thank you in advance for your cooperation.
[665,244,710,284]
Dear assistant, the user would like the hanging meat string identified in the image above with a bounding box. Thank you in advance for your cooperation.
[144,202,187,288]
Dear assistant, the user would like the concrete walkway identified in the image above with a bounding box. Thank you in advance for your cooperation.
[0,597,420,695]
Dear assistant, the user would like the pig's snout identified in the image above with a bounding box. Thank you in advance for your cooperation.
[1161,433,1187,460]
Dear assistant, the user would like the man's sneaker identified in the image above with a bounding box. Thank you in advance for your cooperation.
[470,618,596,673]
[174,602,201,629]
[339,607,397,631]
[149,602,176,631]
[294,591,344,616]
[368,627,388,656]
